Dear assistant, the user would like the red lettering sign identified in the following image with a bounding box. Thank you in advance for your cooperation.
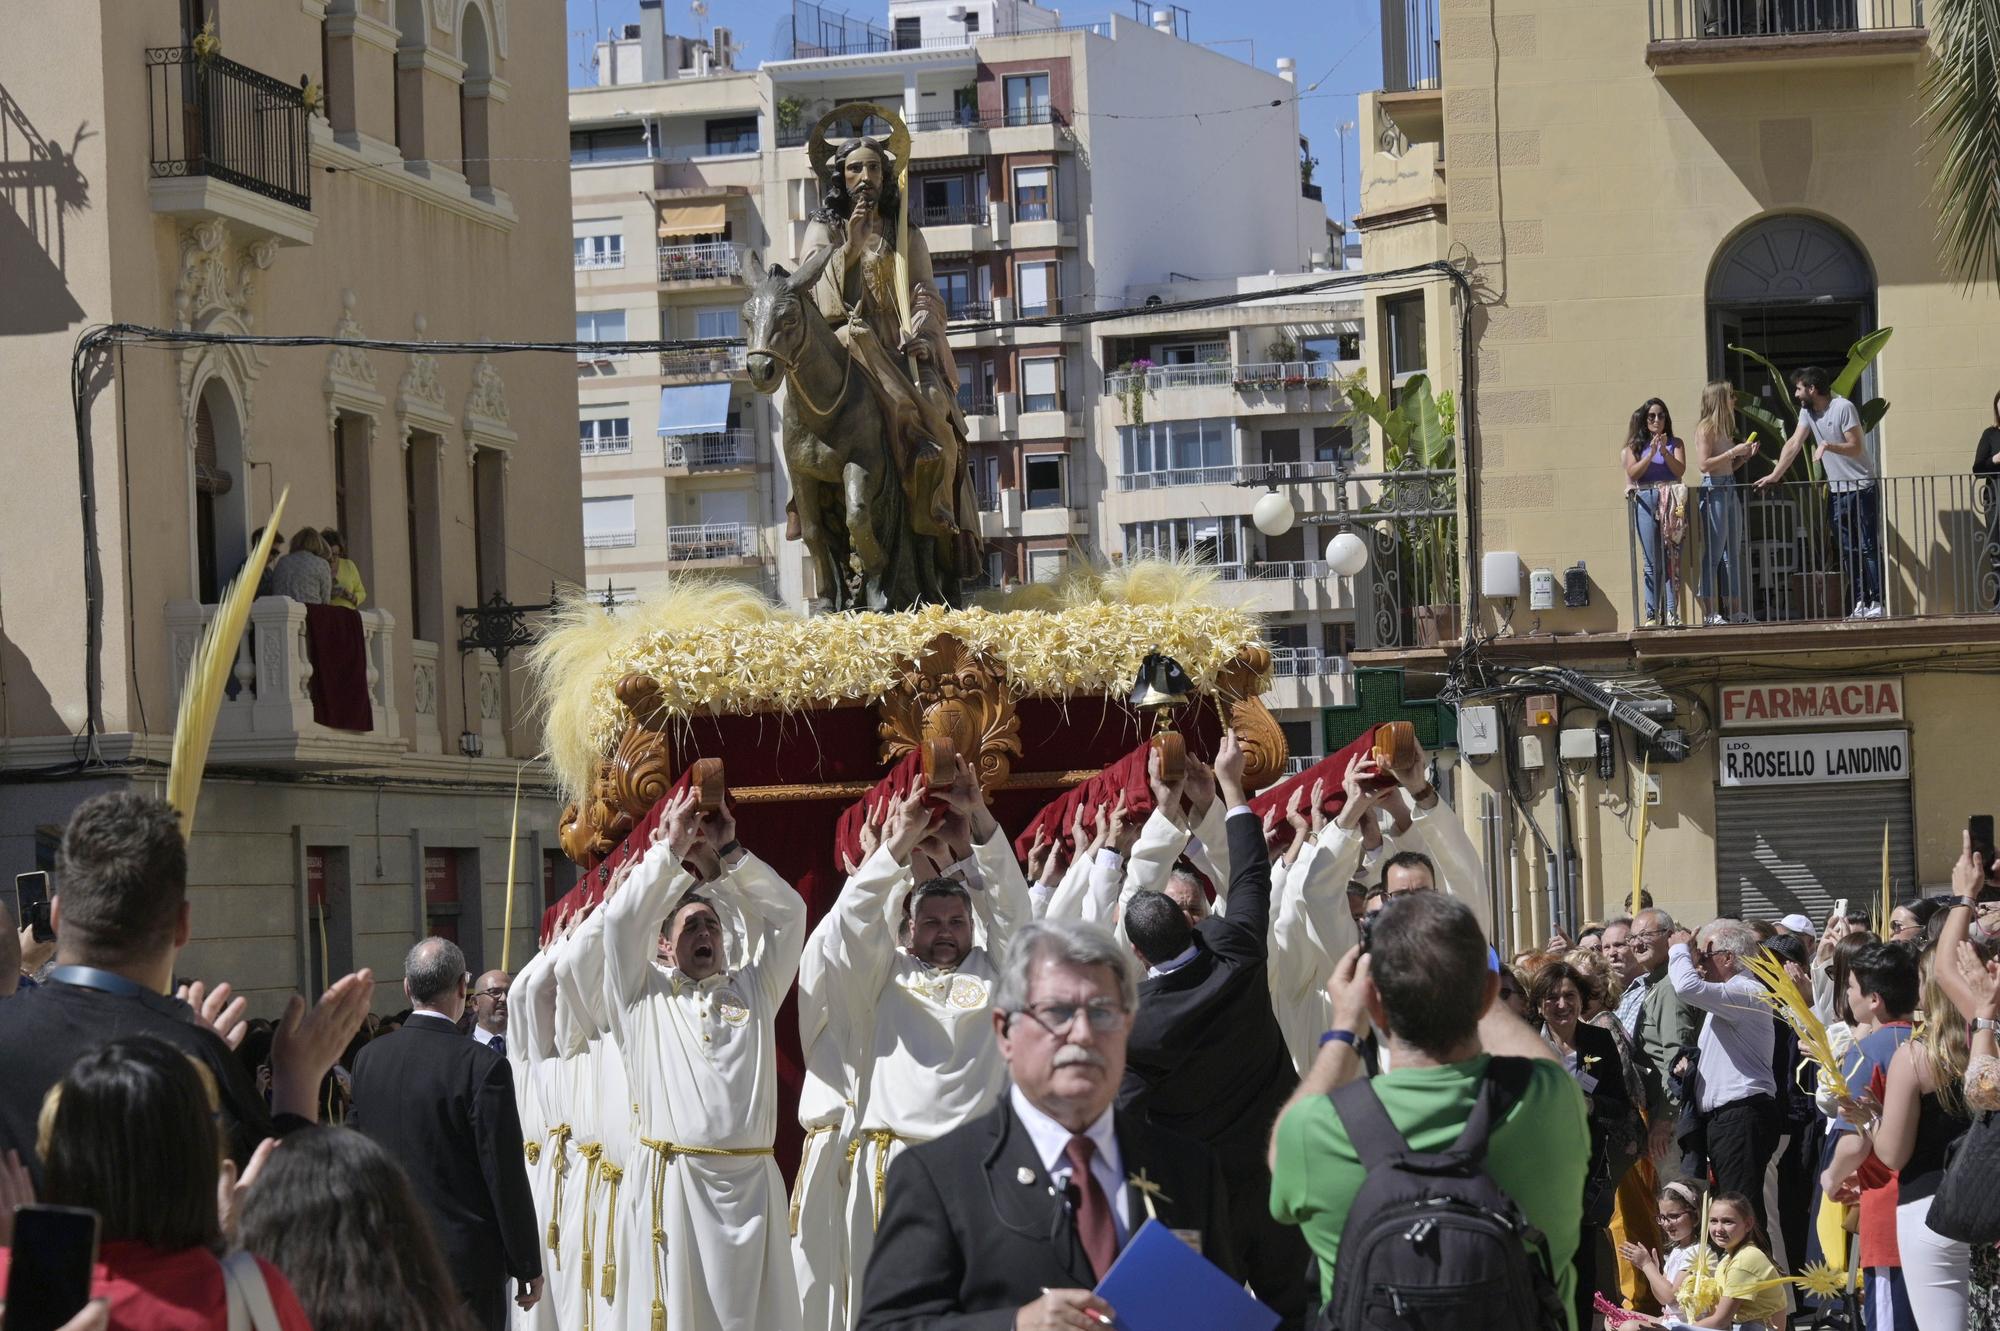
[1720,679,1904,729]
[305,848,327,908]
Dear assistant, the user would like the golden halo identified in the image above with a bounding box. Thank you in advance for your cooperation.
[807,101,912,192]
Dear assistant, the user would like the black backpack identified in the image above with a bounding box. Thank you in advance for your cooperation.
[1318,1056,1567,1331]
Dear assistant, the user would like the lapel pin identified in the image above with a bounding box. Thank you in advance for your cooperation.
[1016,1166,1036,1185]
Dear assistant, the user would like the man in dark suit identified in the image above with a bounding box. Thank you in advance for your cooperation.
[351,936,543,1331]
[857,915,1238,1331]
[1118,731,1311,1329]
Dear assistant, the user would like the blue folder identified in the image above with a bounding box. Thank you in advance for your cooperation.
[1094,1218,1280,1331]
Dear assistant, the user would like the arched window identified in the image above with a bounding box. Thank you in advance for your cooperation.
[193,380,247,603]
[1708,214,1876,408]
[459,2,492,190]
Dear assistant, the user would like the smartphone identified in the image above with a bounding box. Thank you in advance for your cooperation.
[5,1204,100,1331]
[15,871,52,943]
[1969,816,1995,878]
[1830,898,1848,931]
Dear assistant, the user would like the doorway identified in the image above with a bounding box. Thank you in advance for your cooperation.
[1707,214,1876,421]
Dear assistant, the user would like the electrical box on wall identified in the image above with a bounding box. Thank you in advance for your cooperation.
[1558,728,1598,762]
[1595,722,1615,780]
[1529,568,1558,610]
[1518,734,1546,770]
[1525,694,1558,730]
[1459,705,1500,757]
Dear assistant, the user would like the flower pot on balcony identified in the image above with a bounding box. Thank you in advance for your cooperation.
[1414,602,1461,647]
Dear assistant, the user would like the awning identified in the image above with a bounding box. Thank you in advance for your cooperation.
[658,382,732,435]
[658,201,728,238]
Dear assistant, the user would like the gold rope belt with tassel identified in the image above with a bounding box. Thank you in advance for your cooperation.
[844,1128,924,1229]
[789,1123,839,1238]
[598,1161,625,1306]
[544,1125,572,1266]
[576,1141,606,1331]
[638,1136,777,1331]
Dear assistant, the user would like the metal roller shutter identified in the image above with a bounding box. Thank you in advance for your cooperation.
[1713,781,1916,924]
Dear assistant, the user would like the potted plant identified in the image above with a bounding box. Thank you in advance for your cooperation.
[1115,358,1155,426]
[1728,328,1893,620]
[1339,371,1462,645]
[776,96,806,138]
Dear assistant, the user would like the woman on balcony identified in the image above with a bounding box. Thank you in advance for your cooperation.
[1974,389,2000,610]
[268,526,333,605]
[1694,381,1758,625]
[1625,399,1686,623]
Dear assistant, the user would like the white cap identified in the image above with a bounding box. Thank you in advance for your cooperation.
[1780,913,1813,934]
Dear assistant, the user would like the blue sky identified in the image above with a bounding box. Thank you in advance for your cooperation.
[563,0,1385,231]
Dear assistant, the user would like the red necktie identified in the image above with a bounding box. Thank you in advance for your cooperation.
[1065,1134,1118,1281]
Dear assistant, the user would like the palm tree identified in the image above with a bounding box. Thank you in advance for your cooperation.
[1924,0,2000,286]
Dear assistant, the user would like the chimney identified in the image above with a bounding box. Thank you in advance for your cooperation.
[1275,56,1296,84]
[1152,9,1175,34]
[640,0,666,83]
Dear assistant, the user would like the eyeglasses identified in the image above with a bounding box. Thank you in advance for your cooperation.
[1013,1001,1129,1036]
[474,988,509,1001]
[1655,1211,1692,1226]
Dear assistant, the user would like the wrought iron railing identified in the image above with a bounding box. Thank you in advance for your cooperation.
[659,346,748,377]
[918,201,989,226]
[665,522,759,562]
[146,46,312,209]
[1270,646,1328,678]
[946,300,994,322]
[1626,472,1997,628]
[959,393,998,416]
[1383,0,1441,92]
[575,250,626,271]
[663,430,754,468]
[658,242,746,283]
[584,531,638,549]
[1648,0,1923,39]
[775,101,1073,148]
[1251,560,1334,581]
[578,433,633,456]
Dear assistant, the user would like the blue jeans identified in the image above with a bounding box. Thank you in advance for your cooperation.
[1632,491,1678,622]
[1829,483,1883,607]
[1700,474,1747,602]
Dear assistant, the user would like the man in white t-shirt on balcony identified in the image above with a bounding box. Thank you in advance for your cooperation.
[1757,363,1882,619]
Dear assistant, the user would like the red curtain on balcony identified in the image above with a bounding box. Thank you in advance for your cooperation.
[305,604,373,731]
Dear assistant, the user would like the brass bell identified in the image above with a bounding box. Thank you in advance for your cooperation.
[1129,653,1191,711]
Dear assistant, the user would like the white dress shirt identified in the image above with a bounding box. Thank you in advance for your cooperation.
[1009,1085,1131,1242]
[1145,944,1200,979]
[470,1022,502,1049]
[1667,943,1776,1112]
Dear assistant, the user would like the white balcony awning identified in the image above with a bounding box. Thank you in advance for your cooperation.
[659,382,732,434]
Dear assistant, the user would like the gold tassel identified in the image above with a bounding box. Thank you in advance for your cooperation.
[599,1161,624,1304]
[524,1140,541,1166]
[167,489,288,840]
[651,1305,665,1331]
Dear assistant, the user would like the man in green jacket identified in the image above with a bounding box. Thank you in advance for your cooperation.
[1614,906,1698,1165]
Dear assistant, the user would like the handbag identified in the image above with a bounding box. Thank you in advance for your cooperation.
[1925,1109,2000,1244]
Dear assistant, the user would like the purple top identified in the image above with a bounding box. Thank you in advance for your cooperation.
[1633,437,1681,486]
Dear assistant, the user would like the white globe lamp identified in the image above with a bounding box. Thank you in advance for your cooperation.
[1251,490,1296,536]
[1325,531,1368,576]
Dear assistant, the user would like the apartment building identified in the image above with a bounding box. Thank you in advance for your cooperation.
[570,0,1355,758]
[1346,0,2000,948]
[0,0,581,1010]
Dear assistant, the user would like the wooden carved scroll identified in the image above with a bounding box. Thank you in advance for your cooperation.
[1210,644,1286,794]
[559,672,676,864]
[877,633,1023,794]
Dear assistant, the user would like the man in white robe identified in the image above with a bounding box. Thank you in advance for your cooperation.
[603,790,806,1331]
[549,908,601,1331]
[508,943,561,1331]
[810,769,1029,1321]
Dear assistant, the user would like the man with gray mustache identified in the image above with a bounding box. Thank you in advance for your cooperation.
[857,917,1238,1331]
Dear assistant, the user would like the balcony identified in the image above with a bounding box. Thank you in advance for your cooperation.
[164,598,401,762]
[658,242,748,284]
[1626,473,1999,637]
[663,429,755,470]
[584,531,638,549]
[660,346,747,379]
[958,392,997,417]
[666,522,761,565]
[575,249,626,272]
[145,46,315,246]
[1646,0,1927,70]
[1106,359,1347,398]
[579,432,634,457]
[918,202,989,227]
[945,300,994,323]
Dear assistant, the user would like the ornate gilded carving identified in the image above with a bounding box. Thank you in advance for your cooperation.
[1210,644,1286,794]
[876,634,1022,793]
[559,674,676,864]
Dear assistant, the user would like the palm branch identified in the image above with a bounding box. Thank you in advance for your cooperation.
[1923,0,2000,287]
[166,488,289,837]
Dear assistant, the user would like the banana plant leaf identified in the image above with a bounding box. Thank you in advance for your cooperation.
[1830,327,1894,401]
[1860,398,1890,432]
[1729,343,1795,430]
[1404,374,1456,470]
